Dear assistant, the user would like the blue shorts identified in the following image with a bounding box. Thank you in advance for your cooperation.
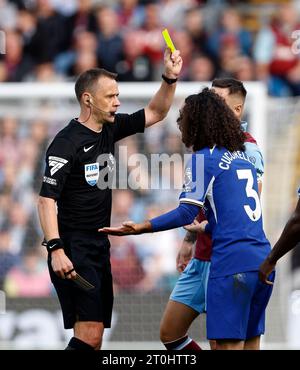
[170,258,211,314]
[206,270,275,340]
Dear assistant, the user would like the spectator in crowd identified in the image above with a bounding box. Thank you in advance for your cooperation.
[4,247,52,297]
[95,6,124,74]
[110,234,145,293]
[0,191,12,229]
[134,204,181,292]
[216,34,242,78]
[29,0,68,65]
[141,2,165,78]
[16,9,37,62]
[207,7,252,62]
[172,30,195,80]
[160,0,196,29]
[254,3,300,96]
[0,30,33,82]
[115,0,145,30]
[55,30,97,77]
[184,6,208,56]
[0,227,19,290]
[65,0,97,46]
[118,30,153,81]
[234,55,255,81]
[7,202,30,255]
[0,116,20,166]
[187,54,215,81]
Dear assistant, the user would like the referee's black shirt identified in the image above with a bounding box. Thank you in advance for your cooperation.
[39,109,145,231]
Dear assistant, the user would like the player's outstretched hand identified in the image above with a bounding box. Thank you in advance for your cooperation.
[99,221,137,236]
[163,48,183,79]
[99,220,153,236]
[259,258,275,285]
[184,219,208,233]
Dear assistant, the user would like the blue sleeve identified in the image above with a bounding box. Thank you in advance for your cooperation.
[150,203,200,232]
[179,152,214,206]
[244,142,264,181]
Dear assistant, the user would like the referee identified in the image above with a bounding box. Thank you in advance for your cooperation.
[37,48,182,350]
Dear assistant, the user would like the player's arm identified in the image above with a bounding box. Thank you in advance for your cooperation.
[99,153,210,236]
[144,48,182,127]
[176,230,197,273]
[176,218,209,271]
[258,181,262,196]
[99,202,201,235]
[184,219,208,233]
[244,141,264,195]
[259,196,300,284]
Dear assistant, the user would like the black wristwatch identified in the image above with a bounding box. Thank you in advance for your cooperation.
[46,238,64,253]
[162,74,178,85]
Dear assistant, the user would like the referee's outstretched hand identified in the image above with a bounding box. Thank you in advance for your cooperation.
[51,249,77,280]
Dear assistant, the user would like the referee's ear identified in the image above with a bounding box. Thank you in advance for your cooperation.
[82,93,91,108]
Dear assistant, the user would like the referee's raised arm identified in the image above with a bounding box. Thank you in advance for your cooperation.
[144,48,183,127]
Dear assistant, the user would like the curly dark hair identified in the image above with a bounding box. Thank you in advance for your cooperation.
[177,88,245,152]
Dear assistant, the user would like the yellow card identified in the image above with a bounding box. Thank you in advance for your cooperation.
[162,28,176,52]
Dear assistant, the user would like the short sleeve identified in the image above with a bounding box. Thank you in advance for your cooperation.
[39,137,75,200]
[113,109,145,142]
[179,152,214,207]
[244,142,264,181]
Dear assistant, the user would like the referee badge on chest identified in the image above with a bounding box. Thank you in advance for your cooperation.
[84,163,99,186]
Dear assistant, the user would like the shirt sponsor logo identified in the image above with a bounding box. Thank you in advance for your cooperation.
[49,156,68,176]
[43,176,57,186]
[84,163,99,186]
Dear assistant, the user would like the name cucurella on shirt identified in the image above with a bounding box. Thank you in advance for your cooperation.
[219,150,253,170]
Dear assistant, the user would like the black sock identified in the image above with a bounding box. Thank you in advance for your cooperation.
[65,337,95,350]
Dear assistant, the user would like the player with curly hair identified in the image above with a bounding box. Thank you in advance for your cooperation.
[100,87,274,350]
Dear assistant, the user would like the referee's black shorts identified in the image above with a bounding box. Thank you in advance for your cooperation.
[48,230,113,329]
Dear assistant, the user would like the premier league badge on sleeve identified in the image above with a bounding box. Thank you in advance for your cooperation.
[84,163,99,186]
[183,167,192,192]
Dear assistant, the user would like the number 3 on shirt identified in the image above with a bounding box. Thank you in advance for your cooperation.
[237,169,262,222]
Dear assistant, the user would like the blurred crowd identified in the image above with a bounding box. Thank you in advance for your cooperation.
[0,0,300,96]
